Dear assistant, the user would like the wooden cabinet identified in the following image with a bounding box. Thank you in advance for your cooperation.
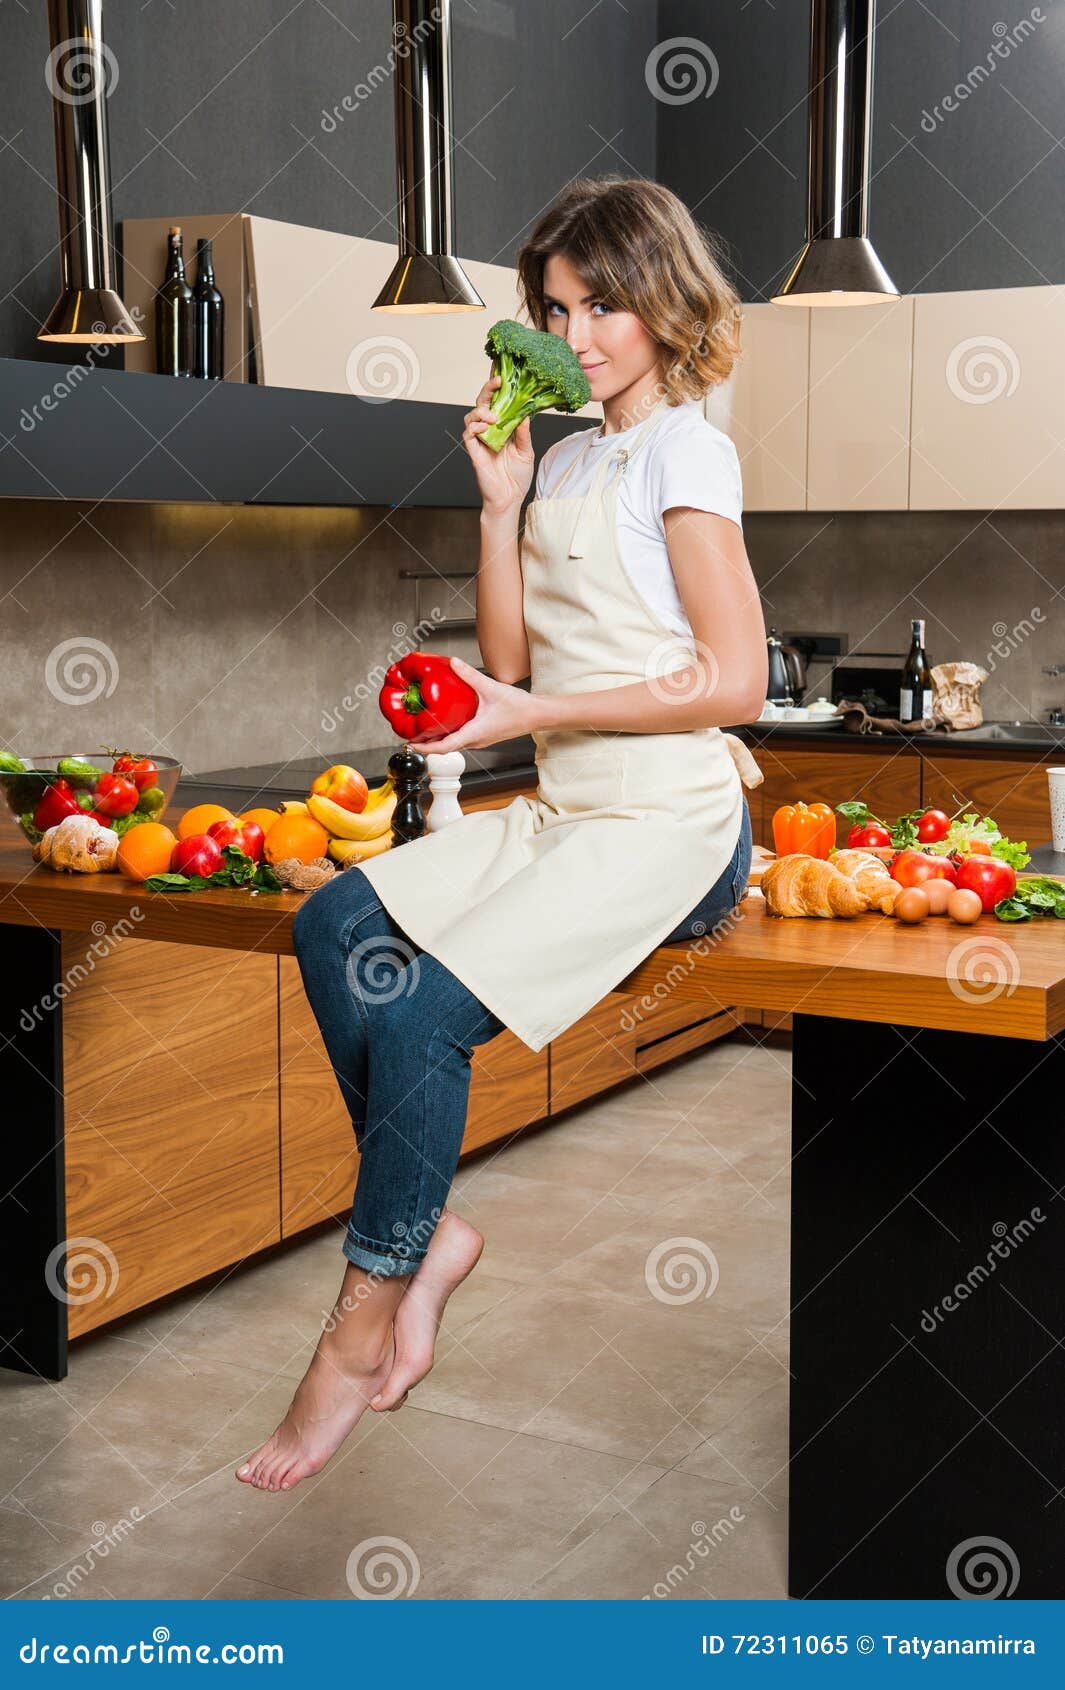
[62,937,280,1338]
[921,753,1054,847]
[466,1029,548,1149]
[711,302,809,511]
[754,745,922,850]
[910,286,1065,510]
[279,954,359,1237]
[550,991,637,1112]
[806,299,914,510]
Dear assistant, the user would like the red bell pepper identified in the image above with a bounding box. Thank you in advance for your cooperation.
[379,653,479,743]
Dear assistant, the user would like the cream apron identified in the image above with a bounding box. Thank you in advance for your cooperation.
[358,395,747,1052]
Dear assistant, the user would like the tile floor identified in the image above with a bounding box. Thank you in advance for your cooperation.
[1,1035,791,1602]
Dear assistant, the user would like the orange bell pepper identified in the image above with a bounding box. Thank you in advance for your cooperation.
[772,800,837,859]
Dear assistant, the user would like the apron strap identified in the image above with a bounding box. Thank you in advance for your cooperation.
[568,394,671,558]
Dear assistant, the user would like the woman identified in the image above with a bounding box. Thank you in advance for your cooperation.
[236,176,767,1494]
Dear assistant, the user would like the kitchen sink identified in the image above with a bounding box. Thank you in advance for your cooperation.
[950,721,1065,744]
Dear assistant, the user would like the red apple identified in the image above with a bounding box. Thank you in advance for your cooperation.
[954,855,1017,913]
[207,818,264,862]
[890,849,957,889]
[171,833,224,877]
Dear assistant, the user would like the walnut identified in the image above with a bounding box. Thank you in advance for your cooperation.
[272,855,336,892]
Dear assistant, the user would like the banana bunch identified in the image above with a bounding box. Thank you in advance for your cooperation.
[287,776,399,864]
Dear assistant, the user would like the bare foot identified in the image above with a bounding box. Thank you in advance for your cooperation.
[235,1321,396,1493]
[369,1209,485,1412]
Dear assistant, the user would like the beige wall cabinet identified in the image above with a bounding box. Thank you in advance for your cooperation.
[909,286,1065,510]
[806,299,914,511]
[711,303,809,512]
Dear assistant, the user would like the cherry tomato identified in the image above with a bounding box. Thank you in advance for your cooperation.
[916,809,950,843]
[848,822,892,849]
[113,752,159,792]
[93,772,140,817]
[890,849,958,889]
[954,856,1016,913]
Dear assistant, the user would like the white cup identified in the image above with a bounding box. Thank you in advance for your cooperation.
[1048,767,1065,852]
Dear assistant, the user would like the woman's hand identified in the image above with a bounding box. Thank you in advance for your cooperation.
[463,375,534,516]
[416,656,541,754]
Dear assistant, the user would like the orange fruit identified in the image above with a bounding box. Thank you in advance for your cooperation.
[177,802,234,841]
[116,821,179,881]
[239,806,283,835]
[263,813,329,865]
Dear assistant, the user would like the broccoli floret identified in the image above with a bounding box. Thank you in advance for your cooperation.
[480,319,592,451]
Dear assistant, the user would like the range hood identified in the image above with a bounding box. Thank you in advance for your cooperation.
[373,0,483,314]
[773,0,899,307]
[38,0,143,343]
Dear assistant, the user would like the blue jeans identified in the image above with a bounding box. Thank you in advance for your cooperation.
[290,797,752,1278]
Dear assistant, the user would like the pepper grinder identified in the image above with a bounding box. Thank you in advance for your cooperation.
[389,745,428,845]
[424,752,466,830]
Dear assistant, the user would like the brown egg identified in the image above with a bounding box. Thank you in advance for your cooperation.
[947,887,983,924]
[894,886,930,923]
[922,877,955,915]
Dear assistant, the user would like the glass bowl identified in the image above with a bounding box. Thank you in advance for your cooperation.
[0,753,182,848]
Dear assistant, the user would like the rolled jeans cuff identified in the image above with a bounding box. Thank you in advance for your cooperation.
[342,1226,424,1279]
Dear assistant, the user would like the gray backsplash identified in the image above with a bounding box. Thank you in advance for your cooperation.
[1,500,1062,773]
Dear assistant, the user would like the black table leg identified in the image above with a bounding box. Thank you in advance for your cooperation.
[0,923,67,1380]
[788,1011,1065,1599]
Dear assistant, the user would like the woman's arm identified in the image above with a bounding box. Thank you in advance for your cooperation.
[535,508,767,732]
[475,509,531,685]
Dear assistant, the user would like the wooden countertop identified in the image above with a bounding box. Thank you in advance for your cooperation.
[2,833,1063,1041]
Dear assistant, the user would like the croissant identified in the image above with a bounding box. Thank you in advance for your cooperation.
[828,848,899,914]
[761,853,869,918]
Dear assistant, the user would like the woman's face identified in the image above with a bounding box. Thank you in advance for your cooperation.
[541,253,661,400]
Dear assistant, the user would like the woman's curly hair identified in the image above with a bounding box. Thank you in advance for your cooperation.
[515,176,742,406]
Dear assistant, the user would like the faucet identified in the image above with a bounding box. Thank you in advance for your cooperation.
[1042,666,1065,726]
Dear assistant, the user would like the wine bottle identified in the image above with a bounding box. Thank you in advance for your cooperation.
[192,237,224,380]
[155,226,192,377]
[899,617,933,723]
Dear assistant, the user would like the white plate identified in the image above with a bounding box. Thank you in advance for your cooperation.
[756,715,844,730]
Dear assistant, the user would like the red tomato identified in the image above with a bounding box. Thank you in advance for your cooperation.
[890,849,958,889]
[171,833,224,877]
[207,818,264,863]
[93,772,139,817]
[916,809,950,843]
[33,779,81,832]
[954,856,1016,913]
[113,753,157,792]
[848,822,892,848]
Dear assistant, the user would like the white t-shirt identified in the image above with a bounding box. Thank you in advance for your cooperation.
[533,399,744,638]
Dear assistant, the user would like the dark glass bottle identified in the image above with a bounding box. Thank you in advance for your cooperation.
[899,617,933,723]
[192,237,225,380]
[155,226,192,376]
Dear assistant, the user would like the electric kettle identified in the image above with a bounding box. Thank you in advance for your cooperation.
[766,629,807,703]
